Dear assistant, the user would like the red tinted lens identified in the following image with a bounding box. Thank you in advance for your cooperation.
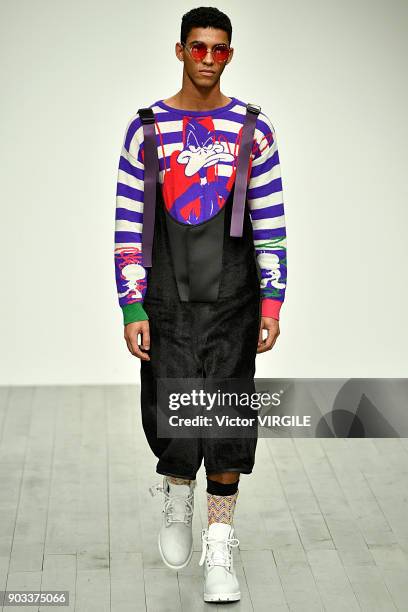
[190,42,208,61]
[213,45,230,62]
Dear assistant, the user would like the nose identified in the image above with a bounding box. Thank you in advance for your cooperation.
[202,50,214,66]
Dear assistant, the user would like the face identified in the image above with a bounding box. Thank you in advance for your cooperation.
[177,27,233,86]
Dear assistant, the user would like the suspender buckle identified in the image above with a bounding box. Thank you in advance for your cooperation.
[247,103,261,115]
[138,108,155,124]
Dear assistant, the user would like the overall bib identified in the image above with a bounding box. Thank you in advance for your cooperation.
[139,104,262,480]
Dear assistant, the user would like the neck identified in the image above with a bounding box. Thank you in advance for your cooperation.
[166,80,230,111]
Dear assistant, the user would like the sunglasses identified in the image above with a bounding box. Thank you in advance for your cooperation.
[180,41,232,63]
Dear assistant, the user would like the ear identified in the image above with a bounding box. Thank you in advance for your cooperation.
[226,47,234,65]
[175,42,184,62]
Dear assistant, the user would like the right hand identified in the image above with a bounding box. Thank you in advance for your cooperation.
[124,320,151,361]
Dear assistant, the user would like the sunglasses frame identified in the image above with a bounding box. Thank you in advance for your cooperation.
[180,41,232,64]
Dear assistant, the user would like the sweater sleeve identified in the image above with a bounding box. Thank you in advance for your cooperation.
[114,115,149,325]
[247,113,287,320]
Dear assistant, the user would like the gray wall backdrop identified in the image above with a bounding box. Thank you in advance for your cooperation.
[1,0,407,384]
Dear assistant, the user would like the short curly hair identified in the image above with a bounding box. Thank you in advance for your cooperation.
[180,6,232,46]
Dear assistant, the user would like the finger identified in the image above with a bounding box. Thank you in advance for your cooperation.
[125,334,150,360]
[258,325,264,346]
[132,340,151,360]
[136,347,151,360]
[264,333,276,351]
[257,329,278,353]
[142,327,150,351]
[263,330,279,351]
[257,341,269,354]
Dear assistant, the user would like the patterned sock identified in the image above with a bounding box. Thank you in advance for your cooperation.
[166,476,191,486]
[206,477,239,525]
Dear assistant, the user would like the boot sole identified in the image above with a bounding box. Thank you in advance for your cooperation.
[158,533,194,570]
[204,592,241,602]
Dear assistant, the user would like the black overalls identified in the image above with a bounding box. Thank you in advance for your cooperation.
[139,104,262,480]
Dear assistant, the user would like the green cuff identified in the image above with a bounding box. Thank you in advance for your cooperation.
[122,302,149,325]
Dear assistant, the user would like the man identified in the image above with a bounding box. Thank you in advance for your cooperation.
[114,6,287,603]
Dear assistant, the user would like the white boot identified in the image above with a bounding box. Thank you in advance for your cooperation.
[150,476,196,570]
[199,522,240,602]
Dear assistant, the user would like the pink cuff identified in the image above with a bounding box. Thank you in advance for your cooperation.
[261,299,283,320]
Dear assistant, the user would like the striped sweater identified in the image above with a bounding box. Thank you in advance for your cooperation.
[114,97,287,325]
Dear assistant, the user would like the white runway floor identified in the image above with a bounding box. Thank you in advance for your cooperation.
[0,385,407,611]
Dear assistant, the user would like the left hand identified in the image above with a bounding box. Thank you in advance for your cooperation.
[257,317,280,353]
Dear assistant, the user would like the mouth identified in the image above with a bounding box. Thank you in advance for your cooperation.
[199,70,215,76]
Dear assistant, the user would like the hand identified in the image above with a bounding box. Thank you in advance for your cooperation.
[124,320,151,361]
[257,316,280,353]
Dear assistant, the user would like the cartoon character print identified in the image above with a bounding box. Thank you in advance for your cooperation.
[257,252,286,290]
[161,116,236,224]
[255,233,287,298]
[114,246,146,304]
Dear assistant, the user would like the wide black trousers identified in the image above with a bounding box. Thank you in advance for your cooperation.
[140,182,261,480]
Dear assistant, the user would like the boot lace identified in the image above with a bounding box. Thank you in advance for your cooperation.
[149,482,195,526]
[199,528,240,570]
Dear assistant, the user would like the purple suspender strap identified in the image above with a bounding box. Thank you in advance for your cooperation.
[138,107,159,268]
[230,102,261,237]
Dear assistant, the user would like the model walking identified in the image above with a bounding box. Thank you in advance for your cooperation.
[114,6,287,603]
